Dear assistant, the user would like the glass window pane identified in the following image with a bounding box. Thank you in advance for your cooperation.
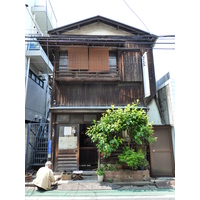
[32,73,35,80]
[39,80,43,87]
[58,126,77,150]
[36,77,39,84]
[109,52,117,71]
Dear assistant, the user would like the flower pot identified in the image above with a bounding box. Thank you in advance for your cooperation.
[116,165,122,170]
[25,173,32,182]
[97,175,104,182]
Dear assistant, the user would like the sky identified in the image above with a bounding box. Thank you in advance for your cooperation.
[50,0,175,81]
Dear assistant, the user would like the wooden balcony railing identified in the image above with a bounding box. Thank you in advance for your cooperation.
[55,69,120,81]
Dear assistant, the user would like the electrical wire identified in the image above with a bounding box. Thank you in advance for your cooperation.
[122,0,150,33]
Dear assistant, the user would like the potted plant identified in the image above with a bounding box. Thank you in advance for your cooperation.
[139,158,149,170]
[115,162,123,170]
[95,167,105,182]
[25,172,32,182]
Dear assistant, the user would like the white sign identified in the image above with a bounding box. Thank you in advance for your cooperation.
[142,52,151,98]
[59,137,77,150]
[64,127,71,136]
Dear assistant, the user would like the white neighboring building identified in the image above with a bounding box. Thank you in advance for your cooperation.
[25,0,57,122]
[25,0,57,170]
[156,72,175,159]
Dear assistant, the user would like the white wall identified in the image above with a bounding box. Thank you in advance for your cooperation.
[147,99,162,125]
[25,0,40,36]
[157,76,175,160]
[63,22,132,36]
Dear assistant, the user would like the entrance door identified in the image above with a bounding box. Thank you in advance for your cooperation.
[150,126,175,177]
[79,124,98,170]
[55,124,79,172]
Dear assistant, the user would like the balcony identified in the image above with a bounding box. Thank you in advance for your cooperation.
[26,42,53,74]
[55,69,120,82]
[31,0,57,35]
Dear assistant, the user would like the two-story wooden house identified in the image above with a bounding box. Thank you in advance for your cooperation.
[37,16,174,177]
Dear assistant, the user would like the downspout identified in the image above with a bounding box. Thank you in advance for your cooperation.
[45,83,48,121]
[25,57,30,105]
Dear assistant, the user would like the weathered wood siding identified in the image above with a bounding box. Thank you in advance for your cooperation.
[123,42,156,104]
[51,42,156,107]
[55,82,144,106]
[121,51,142,82]
[145,49,156,104]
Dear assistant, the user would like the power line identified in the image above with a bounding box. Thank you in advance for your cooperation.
[122,0,150,33]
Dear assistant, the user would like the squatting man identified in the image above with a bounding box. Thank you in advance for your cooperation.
[33,161,60,190]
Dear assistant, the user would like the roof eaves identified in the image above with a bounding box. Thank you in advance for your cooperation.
[48,15,153,37]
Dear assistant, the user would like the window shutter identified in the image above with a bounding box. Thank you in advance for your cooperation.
[68,47,88,70]
[89,48,109,72]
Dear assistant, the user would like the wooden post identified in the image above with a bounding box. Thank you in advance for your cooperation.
[98,150,100,169]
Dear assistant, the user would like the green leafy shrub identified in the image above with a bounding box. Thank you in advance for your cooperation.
[118,147,147,170]
[103,164,117,171]
[86,101,157,158]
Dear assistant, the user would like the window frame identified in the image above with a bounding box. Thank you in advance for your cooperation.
[29,70,44,89]
[58,47,118,73]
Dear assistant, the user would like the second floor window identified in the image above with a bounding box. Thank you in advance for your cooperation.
[59,47,117,73]
[29,70,44,88]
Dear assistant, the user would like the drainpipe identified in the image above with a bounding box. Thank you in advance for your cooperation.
[25,57,30,105]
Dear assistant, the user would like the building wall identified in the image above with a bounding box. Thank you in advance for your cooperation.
[25,0,37,36]
[53,45,156,108]
[25,74,50,121]
[25,0,54,170]
[55,82,144,107]
[158,86,170,124]
[157,73,175,159]
[25,0,52,122]
[63,22,133,36]
[147,99,162,125]
[157,79,175,126]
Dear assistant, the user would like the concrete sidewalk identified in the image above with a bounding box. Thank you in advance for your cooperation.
[25,174,175,199]
[25,173,175,191]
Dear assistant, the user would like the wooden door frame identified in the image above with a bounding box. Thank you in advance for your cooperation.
[54,124,80,171]
[150,125,175,177]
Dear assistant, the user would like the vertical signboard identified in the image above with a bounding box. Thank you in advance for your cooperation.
[48,140,52,158]
[142,52,151,98]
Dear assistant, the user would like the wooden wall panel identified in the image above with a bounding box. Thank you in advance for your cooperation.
[56,82,144,106]
[123,42,156,103]
[122,51,142,82]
